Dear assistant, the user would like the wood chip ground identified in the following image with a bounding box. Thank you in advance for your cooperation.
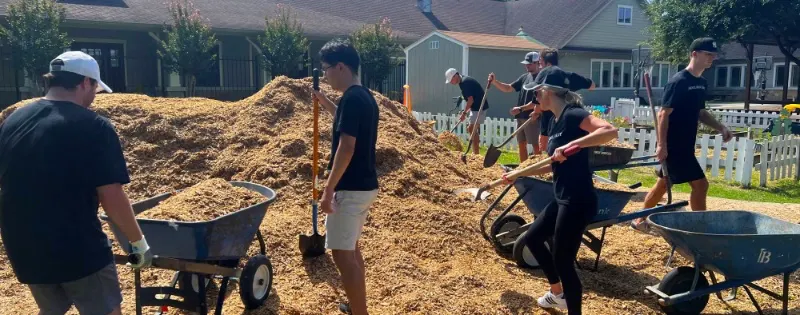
[0,77,797,314]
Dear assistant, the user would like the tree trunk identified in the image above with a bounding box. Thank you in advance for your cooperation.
[184,73,196,97]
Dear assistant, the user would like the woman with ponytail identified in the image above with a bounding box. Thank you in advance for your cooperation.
[501,66,618,314]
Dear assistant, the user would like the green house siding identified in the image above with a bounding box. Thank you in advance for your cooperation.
[567,0,650,50]
[468,48,532,119]
[407,34,463,114]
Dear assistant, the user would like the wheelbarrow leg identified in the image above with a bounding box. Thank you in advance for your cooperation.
[199,273,208,315]
[592,227,607,271]
[665,246,676,269]
[707,271,730,301]
[155,271,182,315]
[135,269,143,315]
[782,272,790,315]
[257,230,266,256]
[214,277,231,315]
[741,285,764,315]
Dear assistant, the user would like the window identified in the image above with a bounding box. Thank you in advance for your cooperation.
[617,5,632,25]
[715,65,745,88]
[774,64,800,88]
[196,45,221,87]
[591,59,634,89]
[429,41,439,50]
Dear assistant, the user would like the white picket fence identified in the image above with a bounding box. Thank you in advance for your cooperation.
[413,110,800,187]
[610,97,800,129]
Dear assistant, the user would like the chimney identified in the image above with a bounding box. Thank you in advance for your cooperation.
[417,0,432,13]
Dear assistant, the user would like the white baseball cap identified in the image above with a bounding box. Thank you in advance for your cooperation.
[49,51,112,93]
[445,68,458,84]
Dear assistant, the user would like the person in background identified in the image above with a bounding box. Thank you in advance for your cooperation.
[446,68,490,155]
[536,49,596,150]
[0,51,151,315]
[631,37,733,233]
[311,38,380,315]
[489,51,543,162]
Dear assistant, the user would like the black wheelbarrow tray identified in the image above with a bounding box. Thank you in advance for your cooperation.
[483,176,688,271]
[100,181,277,315]
[643,210,800,315]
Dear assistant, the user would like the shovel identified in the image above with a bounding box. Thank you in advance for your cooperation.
[461,78,493,164]
[299,68,326,258]
[643,72,672,204]
[461,144,580,201]
[483,116,535,168]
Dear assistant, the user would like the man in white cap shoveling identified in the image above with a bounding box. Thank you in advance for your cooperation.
[0,51,151,315]
[446,68,489,155]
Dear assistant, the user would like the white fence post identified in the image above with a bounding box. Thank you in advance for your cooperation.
[760,139,769,187]
[741,139,755,187]
[711,135,722,177]
[725,137,737,181]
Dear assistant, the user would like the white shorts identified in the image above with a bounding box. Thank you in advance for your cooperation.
[324,189,379,250]
[469,110,486,125]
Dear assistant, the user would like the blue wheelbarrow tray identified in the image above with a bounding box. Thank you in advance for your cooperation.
[101,181,277,261]
[499,176,687,271]
[647,210,800,281]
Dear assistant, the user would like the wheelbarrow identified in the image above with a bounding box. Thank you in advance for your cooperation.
[101,181,277,315]
[644,210,800,315]
[485,175,687,271]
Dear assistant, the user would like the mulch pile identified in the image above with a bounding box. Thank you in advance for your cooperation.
[437,130,463,151]
[137,178,266,222]
[0,77,796,315]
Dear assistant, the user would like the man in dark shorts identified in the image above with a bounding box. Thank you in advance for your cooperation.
[0,51,152,314]
[446,68,489,155]
[488,51,543,161]
[632,37,733,232]
[535,49,596,144]
[311,38,380,315]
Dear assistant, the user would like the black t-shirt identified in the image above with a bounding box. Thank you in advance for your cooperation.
[0,99,130,284]
[329,85,380,191]
[511,72,537,119]
[536,66,594,136]
[458,76,489,111]
[546,105,596,205]
[661,69,707,155]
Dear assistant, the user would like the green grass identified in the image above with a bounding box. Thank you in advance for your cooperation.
[467,143,798,203]
[614,167,800,203]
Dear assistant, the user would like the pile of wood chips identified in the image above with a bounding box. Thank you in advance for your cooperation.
[603,138,636,149]
[437,130,463,151]
[1,77,797,315]
[138,178,266,222]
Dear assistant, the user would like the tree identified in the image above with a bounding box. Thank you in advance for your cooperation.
[258,5,309,78]
[156,0,218,97]
[0,0,72,96]
[350,17,403,92]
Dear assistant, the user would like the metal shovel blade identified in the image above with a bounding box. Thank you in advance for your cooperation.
[483,145,502,168]
[454,187,491,201]
[299,232,326,258]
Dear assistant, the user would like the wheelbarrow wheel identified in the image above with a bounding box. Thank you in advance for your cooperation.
[490,214,526,253]
[657,266,710,315]
[239,255,274,309]
[512,232,548,269]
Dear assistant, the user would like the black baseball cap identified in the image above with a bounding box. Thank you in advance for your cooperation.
[521,51,540,64]
[690,37,718,53]
[522,66,571,92]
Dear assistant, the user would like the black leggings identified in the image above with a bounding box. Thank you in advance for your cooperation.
[523,199,597,314]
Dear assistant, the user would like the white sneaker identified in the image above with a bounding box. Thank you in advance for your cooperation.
[537,291,567,309]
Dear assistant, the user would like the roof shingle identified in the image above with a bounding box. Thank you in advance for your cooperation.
[439,31,548,50]
[505,0,613,48]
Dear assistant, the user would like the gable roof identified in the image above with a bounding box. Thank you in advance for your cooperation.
[719,43,800,61]
[0,0,418,41]
[437,31,548,51]
[504,0,614,49]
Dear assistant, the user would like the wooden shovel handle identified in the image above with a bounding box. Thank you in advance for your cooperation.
[498,116,535,147]
[312,69,320,201]
[484,144,580,191]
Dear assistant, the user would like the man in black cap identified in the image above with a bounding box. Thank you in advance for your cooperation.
[534,49,595,148]
[488,51,543,161]
[631,37,733,233]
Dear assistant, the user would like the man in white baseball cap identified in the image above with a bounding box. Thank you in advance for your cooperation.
[0,50,151,315]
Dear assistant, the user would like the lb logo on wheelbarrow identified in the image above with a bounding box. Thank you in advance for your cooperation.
[757,248,772,264]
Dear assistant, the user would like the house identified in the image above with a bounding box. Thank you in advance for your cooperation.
[404,30,548,118]
[1,0,676,112]
[706,44,800,104]
[0,0,419,106]
[401,0,676,116]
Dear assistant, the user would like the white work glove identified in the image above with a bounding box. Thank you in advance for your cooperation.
[129,236,153,269]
